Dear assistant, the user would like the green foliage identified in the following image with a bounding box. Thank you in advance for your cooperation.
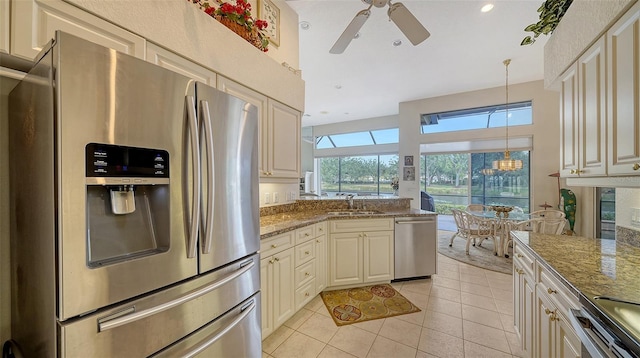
[521,0,573,45]
[433,202,466,215]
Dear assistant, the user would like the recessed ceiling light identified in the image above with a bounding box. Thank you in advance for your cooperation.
[320,111,329,115]
[354,32,361,39]
[299,21,311,30]
[303,114,311,117]
[481,3,494,12]
[334,84,342,89]
[392,40,402,47]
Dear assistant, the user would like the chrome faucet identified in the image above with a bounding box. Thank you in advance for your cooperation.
[346,194,355,209]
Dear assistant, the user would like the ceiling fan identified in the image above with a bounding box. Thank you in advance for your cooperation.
[330,0,430,54]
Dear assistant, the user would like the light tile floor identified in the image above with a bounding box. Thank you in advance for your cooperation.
[262,253,524,358]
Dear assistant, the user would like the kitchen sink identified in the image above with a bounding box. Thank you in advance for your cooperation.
[325,210,384,216]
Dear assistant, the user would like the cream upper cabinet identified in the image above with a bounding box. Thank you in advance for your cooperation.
[1,0,8,53]
[559,64,579,177]
[560,36,607,178]
[265,100,301,179]
[11,0,145,61]
[607,1,640,176]
[146,43,216,86]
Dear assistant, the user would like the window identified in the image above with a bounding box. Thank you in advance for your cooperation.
[315,128,399,149]
[421,101,532,134]
[318,155,398,196]
[597,188,615,239]
[420,151,530,214]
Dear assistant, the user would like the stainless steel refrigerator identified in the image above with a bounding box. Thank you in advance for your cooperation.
[8,31,261,357]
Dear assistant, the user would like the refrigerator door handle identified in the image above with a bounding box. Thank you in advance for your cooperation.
[98,259,255,332]
[199,100,215,254]
[185,95,200,259]
[177,299,256,358]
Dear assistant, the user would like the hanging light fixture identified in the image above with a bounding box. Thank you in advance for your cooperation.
[493,59,523,171]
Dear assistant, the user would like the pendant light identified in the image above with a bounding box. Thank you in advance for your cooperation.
[492,59,523,171]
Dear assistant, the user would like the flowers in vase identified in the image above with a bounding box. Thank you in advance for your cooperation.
[188,0,270,52]
[391,177,399,191]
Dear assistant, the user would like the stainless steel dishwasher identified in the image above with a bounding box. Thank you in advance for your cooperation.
[394,216,438,280]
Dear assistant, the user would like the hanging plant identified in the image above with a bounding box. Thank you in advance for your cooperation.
[521,0,573,45]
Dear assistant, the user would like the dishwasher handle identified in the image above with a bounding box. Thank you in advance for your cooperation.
[395,218,436,224]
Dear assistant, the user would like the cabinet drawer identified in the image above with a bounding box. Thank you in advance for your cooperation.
[314,222,327,237]
[329,218,394,233]
[537,264,579,318]
[295,280,316,310]
[513,243,535,277]
[295,226,315,245]
[295,260,316,288]
[295,240,316,267]
[260,231,294,257]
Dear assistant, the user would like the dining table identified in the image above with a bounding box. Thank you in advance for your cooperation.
[466,210,530,257]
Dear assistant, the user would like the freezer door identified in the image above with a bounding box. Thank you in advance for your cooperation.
[152,293,262,357]
[59,254,260,357]
[51,32,199,319]
[196,83,260,273]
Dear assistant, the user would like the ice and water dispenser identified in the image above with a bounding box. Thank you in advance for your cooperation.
[85,143,170,267]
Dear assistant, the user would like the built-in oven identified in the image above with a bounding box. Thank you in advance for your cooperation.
[569,295,640,358]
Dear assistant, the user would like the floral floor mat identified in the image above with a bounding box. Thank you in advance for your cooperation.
[320,284,421,326]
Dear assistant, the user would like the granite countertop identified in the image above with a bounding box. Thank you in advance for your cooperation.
[260,208,435,239]
[512,231,640,303]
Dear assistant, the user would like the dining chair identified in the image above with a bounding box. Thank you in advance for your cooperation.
[530,209,566,219]
[450,209,497,255]
[503,219,542,258]
[536,217,567,235]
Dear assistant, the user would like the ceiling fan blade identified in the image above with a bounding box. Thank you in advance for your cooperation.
[329,9,371,54]
[387,2,430,46]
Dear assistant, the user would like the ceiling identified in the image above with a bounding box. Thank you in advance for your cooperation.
[285,0,549,128]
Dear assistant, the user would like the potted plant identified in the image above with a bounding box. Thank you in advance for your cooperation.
[521,0,573,45]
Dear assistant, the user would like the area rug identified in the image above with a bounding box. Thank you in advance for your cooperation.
[320,284,421,326]
[438,230,512,275]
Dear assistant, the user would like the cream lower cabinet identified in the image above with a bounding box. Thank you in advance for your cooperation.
[315,222,328,293]
[260,231,294,338]
[11,0,145,61]
[328,218,394,288]
[513,240,580,358]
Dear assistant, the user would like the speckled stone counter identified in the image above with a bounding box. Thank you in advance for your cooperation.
[511,231,640,303]
[260,198,435,239]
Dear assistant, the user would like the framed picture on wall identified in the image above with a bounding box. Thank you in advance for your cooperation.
[404,155,414,166]
[259,0,280,47]
[403,166,415,181]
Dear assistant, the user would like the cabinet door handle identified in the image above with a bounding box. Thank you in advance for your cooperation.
[269,259,274,264]
[305,292,310,297]
[271,244,277,248]
[305,251,310,255]
[544,308,556,316]
[547,288,557,294]
[633,163,640,171]
[318,228,323,232]
[274,257,280,262]
[550,313,560,322]
[304,233,310,237]
[305,272,310,276]
[316,239,320,243]
[570,169,583,175]
[515,253,523,258]
[515,268,524,275]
